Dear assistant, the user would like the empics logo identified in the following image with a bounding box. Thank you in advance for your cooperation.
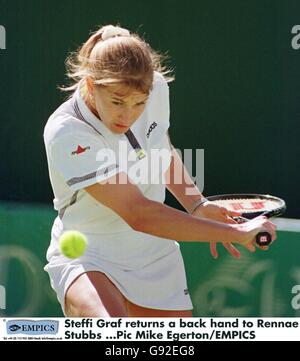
[0,25,6,50]
[291,25,300,50]
[6,320,59,335]
[0,285,6,310]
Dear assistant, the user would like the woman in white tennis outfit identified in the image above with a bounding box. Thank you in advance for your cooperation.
[44,25,276,317]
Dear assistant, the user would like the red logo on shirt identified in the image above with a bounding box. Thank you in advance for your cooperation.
[71,145,91,155]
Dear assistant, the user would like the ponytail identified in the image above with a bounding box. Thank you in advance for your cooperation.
[60,25,174,94]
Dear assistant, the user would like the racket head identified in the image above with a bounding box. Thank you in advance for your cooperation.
[206,194,286,219]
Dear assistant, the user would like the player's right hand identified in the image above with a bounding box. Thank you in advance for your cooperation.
[236,215,277,249]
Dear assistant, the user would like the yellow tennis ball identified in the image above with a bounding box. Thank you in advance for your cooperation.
[59,231,88,259]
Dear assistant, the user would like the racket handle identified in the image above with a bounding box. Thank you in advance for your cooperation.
[255,232,272,246]
[234,216,273,246]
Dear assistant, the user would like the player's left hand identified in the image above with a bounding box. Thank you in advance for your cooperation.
[192,201,256,258]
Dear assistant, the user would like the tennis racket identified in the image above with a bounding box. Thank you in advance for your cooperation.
[205,194,286,246]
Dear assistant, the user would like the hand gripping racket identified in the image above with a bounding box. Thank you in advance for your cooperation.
[205,194,286,246]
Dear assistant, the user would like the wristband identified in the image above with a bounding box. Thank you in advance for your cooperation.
[189,197,209,214]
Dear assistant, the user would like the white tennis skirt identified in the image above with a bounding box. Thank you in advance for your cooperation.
[44,224,193,314]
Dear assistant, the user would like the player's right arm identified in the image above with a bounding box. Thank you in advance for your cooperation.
[85,173,276,245]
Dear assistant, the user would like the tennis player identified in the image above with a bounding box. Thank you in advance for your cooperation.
[44,25,276,317]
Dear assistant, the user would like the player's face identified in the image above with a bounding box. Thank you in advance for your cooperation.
[93,84,149,134]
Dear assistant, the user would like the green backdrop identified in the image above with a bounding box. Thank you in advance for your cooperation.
[0,0,299,216]
[0,0,300,316]
[0,202,299,317]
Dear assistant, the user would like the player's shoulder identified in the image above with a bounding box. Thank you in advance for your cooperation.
[153,71,169,88]
[148,71,170,103]
[150,71,170,99]
[44,98,93,146]
[146,71,169,109]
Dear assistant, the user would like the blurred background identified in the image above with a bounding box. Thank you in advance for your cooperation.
[0,0,299,317]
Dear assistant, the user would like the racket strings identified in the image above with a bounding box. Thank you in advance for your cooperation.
[210,198,281,213]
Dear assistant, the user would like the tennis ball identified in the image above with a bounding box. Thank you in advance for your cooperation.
[59,230,88,259]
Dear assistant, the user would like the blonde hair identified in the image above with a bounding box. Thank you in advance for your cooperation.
[61,25,174,94]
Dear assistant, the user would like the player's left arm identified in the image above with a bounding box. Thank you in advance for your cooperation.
[165,132,236,218]
[165,132,255,258]
[165,132,205,214]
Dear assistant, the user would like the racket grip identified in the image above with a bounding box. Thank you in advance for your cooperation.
[255,232,272,246]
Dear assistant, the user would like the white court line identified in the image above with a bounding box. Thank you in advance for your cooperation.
[273,218,300,232]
